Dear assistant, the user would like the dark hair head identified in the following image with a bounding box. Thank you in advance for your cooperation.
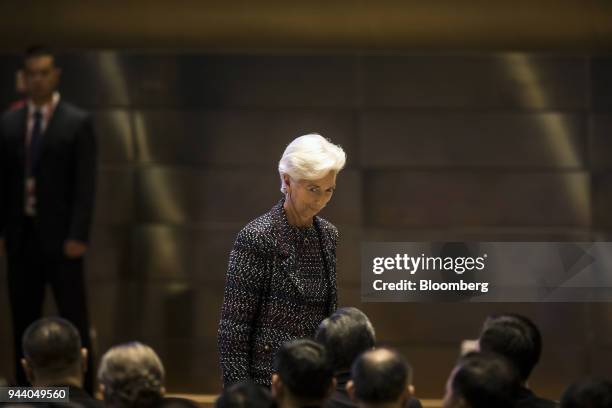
[273,339,333,401]
[216,381,274,408]
[315,307,376,372]
[561,378,612,408]
[24,45,57,67]
[479,314,540,381]
[351,348,410,404]
[483,313,542,364]
[22,317,82,375]
[449,352,520,408]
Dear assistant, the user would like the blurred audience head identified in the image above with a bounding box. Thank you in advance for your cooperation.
[98,342,165,408]
[315,307,376,373]
[479,313,541,382]
[561,378,612,408]
[272,339,335,408]
[216,381,275,408]
[21,317,87,387]
[347,348,413,408]
[23,45,60,103]
[443,351,520,408]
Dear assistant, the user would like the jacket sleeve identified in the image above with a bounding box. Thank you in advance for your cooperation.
[218,227,271,386]
[68,114,97,243]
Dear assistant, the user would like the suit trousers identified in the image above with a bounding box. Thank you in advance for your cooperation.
[6,217,94,393]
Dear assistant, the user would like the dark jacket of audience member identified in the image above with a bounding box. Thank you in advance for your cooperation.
[347,348,414,408]
[561,378,612,408]
[479,314,558,408]
[272,339,335,408]
[21,317,102,408]
[156,397,201,408]
[315,307,422,408]
[216,381,275,408]
[443,351,521,408]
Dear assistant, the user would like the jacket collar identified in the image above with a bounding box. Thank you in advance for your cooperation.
[269,198,337,308]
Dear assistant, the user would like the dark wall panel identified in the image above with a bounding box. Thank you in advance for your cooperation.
[93,110,134,164]
[591,57,612,112]
[592,173,612,228]
[94,168,135,225]
[364,171,590,227]
[360,112,586,168]
[129,225,237,283]
[60,53,131,108]
[590,114,612,170]
[125,55,359,108]
[362,55,588,109]
[133,109,357,166]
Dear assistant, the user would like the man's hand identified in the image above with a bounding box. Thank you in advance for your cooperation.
[64,239,88,259]
[0,238,4,257]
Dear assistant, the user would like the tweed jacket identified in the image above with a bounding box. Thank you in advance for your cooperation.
[218,199,338,387]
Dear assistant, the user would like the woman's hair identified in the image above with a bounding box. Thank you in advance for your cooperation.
[278,133,346,193]
[98,342,165,408]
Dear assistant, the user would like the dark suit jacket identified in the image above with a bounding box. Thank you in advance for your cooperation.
[516,387,559,408]
[218,200,338,386]
[17,385,103,408]
[0,101,97,256]
[324,371,423,408]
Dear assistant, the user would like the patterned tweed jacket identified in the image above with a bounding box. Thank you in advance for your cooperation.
[218,200,338,387]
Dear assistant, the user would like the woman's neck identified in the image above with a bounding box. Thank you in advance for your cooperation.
[283,197,313,227]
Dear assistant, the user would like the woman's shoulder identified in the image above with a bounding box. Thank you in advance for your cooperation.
[315,215,339,241]
[315,215,338,231]
[234,204,283,252]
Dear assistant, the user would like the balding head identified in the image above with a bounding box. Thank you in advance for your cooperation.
[348,348,413,407]
[21,317,86,386]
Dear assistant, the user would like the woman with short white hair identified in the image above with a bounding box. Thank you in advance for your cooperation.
[218,133,346,387]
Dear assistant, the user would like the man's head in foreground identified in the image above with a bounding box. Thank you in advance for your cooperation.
[443,351,520,408]
[479,313,541,385]
[98,342,165,408]
[216,381,275,408]
[561,378,612,408]
[347,348,413,408]
[272,339,335,408]
[21,317,87,388]
[315,307,376,373]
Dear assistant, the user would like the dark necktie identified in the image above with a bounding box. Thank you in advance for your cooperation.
[30,109,43,175]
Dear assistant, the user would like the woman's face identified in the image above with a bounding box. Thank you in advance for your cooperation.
[285,171,337,218]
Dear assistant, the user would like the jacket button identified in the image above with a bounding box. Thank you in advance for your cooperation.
[264,345,270,351]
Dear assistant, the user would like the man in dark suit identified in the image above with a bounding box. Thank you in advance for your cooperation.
[21,317,102,408]
[0,46,97,391]
[442,351,521,408]
[479,314,559,408]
